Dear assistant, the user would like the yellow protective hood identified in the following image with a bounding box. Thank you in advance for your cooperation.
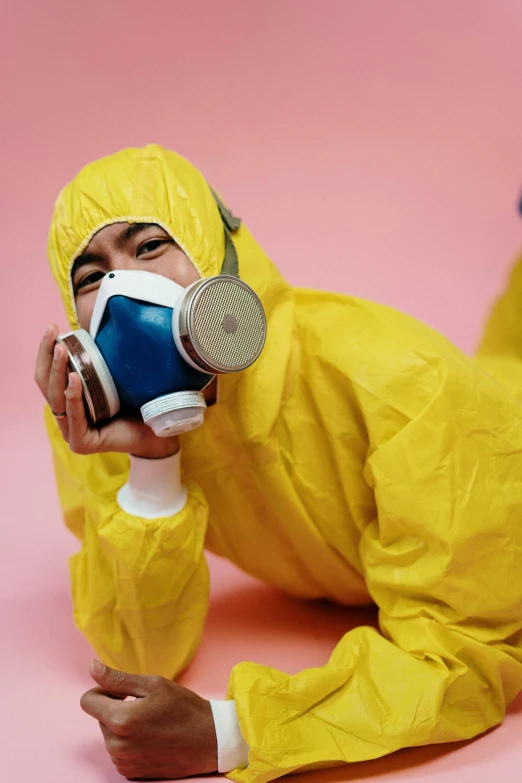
[47,144,294,442]
[48,143,288,331]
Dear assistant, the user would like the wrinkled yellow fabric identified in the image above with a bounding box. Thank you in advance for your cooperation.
[46,145,522,783]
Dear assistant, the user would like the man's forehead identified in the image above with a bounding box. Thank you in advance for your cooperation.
[84,222,161,251]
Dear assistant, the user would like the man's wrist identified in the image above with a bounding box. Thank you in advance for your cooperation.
[131,436,180,460]
[200,699,219,774]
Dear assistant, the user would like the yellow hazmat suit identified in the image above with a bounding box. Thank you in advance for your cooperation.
[46,145,522,782]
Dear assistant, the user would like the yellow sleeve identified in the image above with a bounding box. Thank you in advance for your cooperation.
[226,352,522,782]
[45,406,209,678]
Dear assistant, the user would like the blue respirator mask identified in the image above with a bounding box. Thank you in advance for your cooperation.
[58,270,266,436]
[57,202,267,437]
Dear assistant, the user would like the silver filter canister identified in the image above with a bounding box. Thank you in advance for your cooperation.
[56,329,120,424]
[175,276,267,374]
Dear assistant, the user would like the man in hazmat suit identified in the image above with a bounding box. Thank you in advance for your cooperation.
[35,144,522,782]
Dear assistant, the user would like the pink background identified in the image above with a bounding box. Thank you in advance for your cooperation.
[1,1,521,781]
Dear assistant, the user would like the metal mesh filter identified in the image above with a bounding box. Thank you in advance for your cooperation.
[189,278,266,371]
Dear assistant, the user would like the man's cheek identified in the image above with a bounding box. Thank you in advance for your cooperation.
[76,295,97,331]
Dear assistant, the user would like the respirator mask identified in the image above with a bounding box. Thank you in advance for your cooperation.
[56,198,267,437]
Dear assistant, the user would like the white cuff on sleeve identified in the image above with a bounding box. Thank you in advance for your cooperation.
[209,699,249,773]
[116,450,187,519]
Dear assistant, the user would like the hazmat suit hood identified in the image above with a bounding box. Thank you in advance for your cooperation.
[48,144,294,443]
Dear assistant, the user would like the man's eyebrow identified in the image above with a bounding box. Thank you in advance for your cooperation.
[114,222,157,250]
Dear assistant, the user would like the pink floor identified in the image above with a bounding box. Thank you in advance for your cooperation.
[2,1,522,780]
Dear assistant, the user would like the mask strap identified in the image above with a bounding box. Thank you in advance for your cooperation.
[210,188,241,278]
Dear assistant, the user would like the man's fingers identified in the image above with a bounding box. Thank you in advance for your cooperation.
[98,721,131,755]
[47,342,71,440]
[80,688,112,722]
[65,372,92,452]
[89,659,156,698]
[48,343,69,413]
[34,323,58,394]
[80,689,134,735]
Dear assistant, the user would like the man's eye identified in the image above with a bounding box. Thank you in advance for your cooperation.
[137,239,169,255]
[76,271,105,291]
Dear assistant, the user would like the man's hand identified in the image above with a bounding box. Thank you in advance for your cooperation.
[80,660,218,780]
[35,324,180,459]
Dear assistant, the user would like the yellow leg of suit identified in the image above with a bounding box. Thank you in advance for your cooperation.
[45,146,522,782]
[474,251,522,403]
